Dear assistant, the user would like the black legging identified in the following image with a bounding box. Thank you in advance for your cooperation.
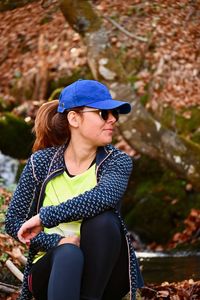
[29,211,130,300]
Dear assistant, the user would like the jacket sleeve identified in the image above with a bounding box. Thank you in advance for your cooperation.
[5,156,62,252]
[39,153,133,228]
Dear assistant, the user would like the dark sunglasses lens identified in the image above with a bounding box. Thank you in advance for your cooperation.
[100,110,109,121]
[112,109,119,121]
[100,110,119,121]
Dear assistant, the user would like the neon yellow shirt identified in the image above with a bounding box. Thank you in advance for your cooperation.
[33,164,97,263]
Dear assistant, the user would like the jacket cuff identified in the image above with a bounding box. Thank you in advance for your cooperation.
[39,206,59,228]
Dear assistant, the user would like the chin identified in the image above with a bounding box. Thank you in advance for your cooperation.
[101,139,112,146]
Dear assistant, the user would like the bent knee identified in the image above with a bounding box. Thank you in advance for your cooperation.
[82,211,121,233]
[53,243,84,266]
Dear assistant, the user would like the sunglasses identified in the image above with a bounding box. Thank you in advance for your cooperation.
[80,109,119,121]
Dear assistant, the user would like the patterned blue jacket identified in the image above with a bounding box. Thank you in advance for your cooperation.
[5,144,143,300]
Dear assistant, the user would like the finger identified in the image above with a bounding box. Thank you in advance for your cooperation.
[17,229,23,241]
[17,234,27,244]
[17,228,29,243]
[26,241,31,247]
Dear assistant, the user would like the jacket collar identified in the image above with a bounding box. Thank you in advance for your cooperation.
[48,144,113,175]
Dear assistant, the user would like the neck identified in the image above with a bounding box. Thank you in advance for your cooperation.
[64,138,97,175]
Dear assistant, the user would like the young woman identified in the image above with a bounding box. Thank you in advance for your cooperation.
[6,79,143,300]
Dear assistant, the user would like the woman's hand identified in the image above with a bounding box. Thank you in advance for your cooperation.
[58,235,80,247]
[17,214,43,244]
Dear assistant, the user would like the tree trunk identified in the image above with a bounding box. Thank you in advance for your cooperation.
[59,0,200,190]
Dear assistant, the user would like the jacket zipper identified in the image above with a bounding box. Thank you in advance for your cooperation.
[125,234,133,300]
[95,150,113,180]
[36,168,64,213]
[96,150,133,299]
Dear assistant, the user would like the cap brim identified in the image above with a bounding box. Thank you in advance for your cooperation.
[86,100,131,114]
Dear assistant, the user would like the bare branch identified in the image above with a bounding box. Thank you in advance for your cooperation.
[0,282,19,294]
[6,246,27,266]
[5,260,23,282]
[104,16,148,42]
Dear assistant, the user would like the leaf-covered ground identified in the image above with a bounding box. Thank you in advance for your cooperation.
[140,280,200,299]
[0,0,199,110]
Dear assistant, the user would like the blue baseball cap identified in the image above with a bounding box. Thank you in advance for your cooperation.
[57,79,131,114]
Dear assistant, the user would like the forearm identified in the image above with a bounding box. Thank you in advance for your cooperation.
[30,231,63,252]
[40,186,118,227]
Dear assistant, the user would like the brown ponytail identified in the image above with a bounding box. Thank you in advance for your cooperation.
[32,100,70,152]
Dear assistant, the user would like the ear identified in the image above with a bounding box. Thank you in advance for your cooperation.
[67,111,80,128]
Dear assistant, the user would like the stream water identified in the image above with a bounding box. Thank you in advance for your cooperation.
[137,251,200,284]
[0,151,18,187]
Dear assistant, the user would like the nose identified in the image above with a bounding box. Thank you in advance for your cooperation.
[107,112,117,124]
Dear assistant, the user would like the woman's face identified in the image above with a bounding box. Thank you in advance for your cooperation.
[72,107,118,147]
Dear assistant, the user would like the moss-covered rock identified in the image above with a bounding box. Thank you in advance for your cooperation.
[0,112,34,159]
[0,0,37,12]
[153,106,200,145]
[123,155,200,244]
